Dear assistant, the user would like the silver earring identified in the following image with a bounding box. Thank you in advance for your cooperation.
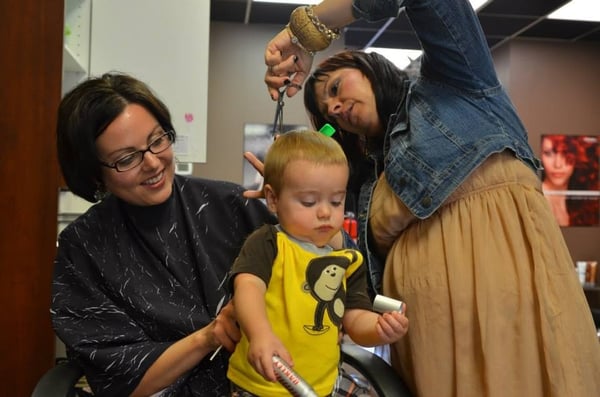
[93,184,107,202]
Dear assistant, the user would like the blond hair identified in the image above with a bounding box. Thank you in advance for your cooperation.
[263,130,348,194]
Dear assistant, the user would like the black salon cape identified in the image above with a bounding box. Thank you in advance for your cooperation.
[51,175,275,397]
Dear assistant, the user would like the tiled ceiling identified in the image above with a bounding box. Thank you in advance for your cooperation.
[210,0,600,51]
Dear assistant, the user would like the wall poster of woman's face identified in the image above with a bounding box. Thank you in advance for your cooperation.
[540,134,599,227]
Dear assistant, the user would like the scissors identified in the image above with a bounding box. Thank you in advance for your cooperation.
[271,86,287,137]
[271,85,336,138]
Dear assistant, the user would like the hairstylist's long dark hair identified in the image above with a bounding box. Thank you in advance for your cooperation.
[304,51,409,163]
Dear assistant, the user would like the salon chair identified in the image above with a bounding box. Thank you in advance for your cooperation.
[31,359,83,397]
[339,343,413,396]
[32,344,413,397]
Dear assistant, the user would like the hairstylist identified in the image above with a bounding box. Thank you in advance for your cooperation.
[262,1,600,396]
[52,73,275,396]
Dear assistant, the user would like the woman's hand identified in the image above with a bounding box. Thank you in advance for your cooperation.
[131,301,241,396]
[243,152,265,199]
[211,301,241,353]
[264,0,356,100]
[264,28,314,101]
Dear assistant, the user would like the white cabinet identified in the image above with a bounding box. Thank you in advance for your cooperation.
[60,0,209,163]
[90,0,209,163]
[62,0,91,95]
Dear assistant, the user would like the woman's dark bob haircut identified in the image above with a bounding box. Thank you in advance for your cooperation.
[57,72,175,202]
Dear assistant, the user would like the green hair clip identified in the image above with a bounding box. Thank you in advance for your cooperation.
[319,123,336,137]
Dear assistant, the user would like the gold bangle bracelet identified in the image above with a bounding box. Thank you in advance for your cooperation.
[288,6,333,53]
[285,24,316,57]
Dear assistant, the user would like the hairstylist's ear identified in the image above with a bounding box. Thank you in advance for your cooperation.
[264,184,278,213]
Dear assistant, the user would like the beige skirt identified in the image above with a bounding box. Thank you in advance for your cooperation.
[371,152,600,397]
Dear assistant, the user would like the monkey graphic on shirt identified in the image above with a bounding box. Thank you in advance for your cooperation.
[303,250,360,335]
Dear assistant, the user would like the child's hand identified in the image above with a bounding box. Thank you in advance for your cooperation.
[376,310,409,344]
[247,333,293,382]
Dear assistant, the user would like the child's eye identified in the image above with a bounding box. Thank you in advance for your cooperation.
[301,201,316,207]
[331,201,343,207]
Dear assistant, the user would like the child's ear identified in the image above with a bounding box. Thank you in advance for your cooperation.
[263,184,278,213]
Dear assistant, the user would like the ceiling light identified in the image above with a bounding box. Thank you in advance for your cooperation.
[548,0,600,22]
[364,47,422,69]
[469,0,490,11]
[253,0,320,4]
[254,0,489,10]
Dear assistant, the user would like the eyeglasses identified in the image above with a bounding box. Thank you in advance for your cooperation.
[100,130,174,172]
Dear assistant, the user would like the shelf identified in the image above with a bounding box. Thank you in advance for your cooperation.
[62,0,90,95]
[58,190,93,215]
[63,45,86,73]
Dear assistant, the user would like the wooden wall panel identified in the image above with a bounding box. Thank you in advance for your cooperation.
[0,0,63,395]
[493,39,600,313]
[494,39,600,263]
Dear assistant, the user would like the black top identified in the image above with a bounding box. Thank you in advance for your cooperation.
[51,175,275,397]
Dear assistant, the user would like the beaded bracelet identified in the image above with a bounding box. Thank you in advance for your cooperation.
[305,5,340,41]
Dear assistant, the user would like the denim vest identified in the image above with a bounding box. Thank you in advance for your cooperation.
[352,0,541,295]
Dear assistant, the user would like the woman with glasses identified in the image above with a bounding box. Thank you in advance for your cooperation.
[52,73,276,396]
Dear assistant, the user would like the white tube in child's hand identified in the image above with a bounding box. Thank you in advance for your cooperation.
[373,294,405,313]
[272,355,318,397]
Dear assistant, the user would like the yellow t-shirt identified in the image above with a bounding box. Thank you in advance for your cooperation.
[227,224,371,396]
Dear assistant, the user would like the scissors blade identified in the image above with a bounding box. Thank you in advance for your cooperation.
[271,87,287,136]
